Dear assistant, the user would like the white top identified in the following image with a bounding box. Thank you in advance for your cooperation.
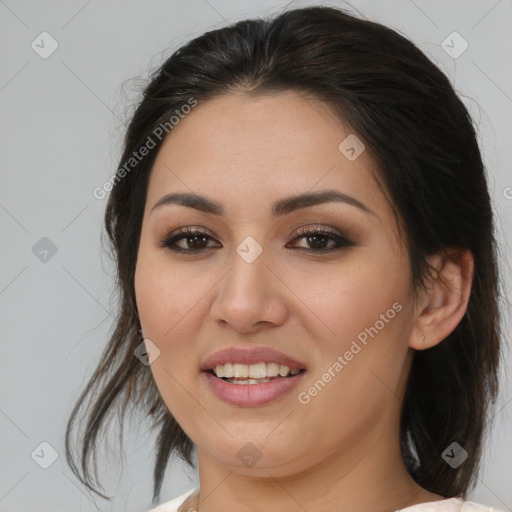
[147,488,505,512]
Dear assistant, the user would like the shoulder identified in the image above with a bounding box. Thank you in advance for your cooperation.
[459,500,506,512]
[397,497,506,511]
[146,487,198,512]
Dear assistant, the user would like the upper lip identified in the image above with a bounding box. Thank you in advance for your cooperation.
[201,346,307,371]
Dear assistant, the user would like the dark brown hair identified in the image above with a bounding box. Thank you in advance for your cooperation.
[65,5,502,506]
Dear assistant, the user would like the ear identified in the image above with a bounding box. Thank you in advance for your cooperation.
[409,247,474,350]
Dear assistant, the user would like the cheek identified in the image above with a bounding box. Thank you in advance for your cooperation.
[134,253,171,339]
[135,246,202,339]
[296,246,410,344]
[134,246,217,402]
[294,246,413,411]
[134,250,201,419]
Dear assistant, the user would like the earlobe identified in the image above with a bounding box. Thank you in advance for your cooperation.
[410,247,474,351]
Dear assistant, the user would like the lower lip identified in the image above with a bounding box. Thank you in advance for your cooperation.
[202,370,306,407]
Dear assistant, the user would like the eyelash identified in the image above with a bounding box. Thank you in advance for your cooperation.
[159,225,354,254]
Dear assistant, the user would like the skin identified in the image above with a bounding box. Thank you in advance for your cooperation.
[134,90,473,512]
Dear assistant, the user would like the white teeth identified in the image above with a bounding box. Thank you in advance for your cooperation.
[213,362,301,379]
[223,363,234,378]
[267,362,280,377]
[234,363,249,378]
[249,362,266,379]
[279,365,290,377]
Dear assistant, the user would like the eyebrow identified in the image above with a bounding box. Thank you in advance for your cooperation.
[150,190,375,217]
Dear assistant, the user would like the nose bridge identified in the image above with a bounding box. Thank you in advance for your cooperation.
[209,232,285,330]
[227,234,269,294]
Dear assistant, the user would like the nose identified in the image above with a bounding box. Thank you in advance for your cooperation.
[209,241,288,334]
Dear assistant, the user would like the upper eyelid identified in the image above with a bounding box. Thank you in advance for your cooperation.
[164,224,345,240]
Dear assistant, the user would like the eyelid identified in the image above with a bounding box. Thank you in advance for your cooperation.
[291,224,342,238]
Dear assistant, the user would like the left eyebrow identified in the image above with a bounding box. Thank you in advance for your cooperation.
[150,189,376,217]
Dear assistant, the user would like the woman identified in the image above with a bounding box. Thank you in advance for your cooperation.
[65,5,505,512]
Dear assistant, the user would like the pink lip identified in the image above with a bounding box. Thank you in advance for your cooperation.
[202,370,306,407]
[200,346,307,371]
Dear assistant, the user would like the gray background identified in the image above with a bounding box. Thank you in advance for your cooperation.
[1,1,511,511]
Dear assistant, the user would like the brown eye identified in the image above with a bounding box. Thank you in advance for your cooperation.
[287,226,354,253]
[160,227,219,252]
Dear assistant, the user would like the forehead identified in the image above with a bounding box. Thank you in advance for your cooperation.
[146,90,387,222]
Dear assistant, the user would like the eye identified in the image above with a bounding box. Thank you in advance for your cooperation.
[159,225,354,254]
[159,227,219,252]
[286,225,354,253]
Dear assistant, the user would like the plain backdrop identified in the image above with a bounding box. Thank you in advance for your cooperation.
[1,1,511,511]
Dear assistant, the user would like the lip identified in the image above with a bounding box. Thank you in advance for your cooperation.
[200,346,307,371]
[202,369,306,407]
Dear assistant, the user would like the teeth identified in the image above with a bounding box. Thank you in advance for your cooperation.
[228,378,273,385]
[267,363,280,378]
[213,362,301,379]
[223,363,234,378]
[234,363,249,378]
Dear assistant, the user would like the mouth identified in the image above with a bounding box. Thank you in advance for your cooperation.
[200,346,308,405]
[205,364,307,385]
[201,366,307,407]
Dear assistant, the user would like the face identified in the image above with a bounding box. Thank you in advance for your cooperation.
[134,90,417,477]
